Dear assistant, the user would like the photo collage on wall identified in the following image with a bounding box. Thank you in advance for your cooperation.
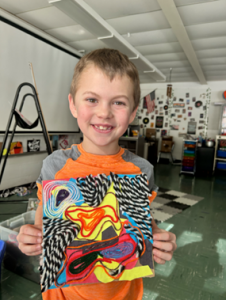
[139,89,209,139]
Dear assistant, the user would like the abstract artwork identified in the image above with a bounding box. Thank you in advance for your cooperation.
[40,173,155,292]
[27,139,40,152]
[9,141,23,155]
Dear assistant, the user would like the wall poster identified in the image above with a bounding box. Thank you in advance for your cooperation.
[155,116,164,128]
[187,121,197,134]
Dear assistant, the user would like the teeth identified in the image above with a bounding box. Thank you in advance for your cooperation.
[94,125,111,130]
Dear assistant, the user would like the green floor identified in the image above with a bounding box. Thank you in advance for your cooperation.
[0,165,226,300]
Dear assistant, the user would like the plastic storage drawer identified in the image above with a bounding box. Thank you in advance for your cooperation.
[182,166,194,172]
[184,141,196,145]
[184,150,195,155]
[217,150,226,158]
[216,161,226,170]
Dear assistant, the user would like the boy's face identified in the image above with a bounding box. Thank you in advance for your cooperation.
[69,64,137,155]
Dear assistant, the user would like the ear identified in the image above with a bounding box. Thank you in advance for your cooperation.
[68,94,77,118]
[129,107,138,124]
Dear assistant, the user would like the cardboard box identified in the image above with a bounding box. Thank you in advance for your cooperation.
[146,129,156,139]
[162,136,173,141]
[161,140,174,152]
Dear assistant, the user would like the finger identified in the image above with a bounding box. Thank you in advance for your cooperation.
[17,233,42,245]
[153,255,165,265]
[153,232,176,242]
[153,248,173,262]
[153,240,177,252]
[20,225,42,237]
[19,243,42,255]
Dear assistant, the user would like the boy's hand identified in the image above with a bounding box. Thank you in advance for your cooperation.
[17,224,42,256]
[152,226,177,265]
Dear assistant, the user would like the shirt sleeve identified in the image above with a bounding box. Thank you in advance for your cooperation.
[146,163,158,205]
[36,153,58,205]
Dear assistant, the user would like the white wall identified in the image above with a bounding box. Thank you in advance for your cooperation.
[140,81,226,160]
[0,133,82,190]
[0,20,81,190]
[0,21,79,132]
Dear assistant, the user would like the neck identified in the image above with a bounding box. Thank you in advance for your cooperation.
[81,141,120,155]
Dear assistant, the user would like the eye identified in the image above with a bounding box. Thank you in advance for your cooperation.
[86,98,97,103]
[114,101,125,106]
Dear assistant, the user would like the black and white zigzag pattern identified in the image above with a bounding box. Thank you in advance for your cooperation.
[111,173,153,242]
[76,174,112,207]
[40,217,80,293]
[76,172,153,242]
[124,223,144,257]
[108,264,125,277]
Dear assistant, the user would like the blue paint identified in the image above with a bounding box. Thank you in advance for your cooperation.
[100,242,133,258]
[122,211,153,244]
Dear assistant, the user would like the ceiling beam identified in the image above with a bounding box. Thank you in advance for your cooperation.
[157,0,207,84]
[49,0,166,81]
[0,8,82,58]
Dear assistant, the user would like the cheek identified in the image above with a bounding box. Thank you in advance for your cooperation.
[76,108,92,126]
[117,110,131,125]
[77,107,89,119]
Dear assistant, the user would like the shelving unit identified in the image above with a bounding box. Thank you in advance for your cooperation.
[2,150,47,158]
[180,139,197,176]
[213,135,226,172]
[119,136,145,157]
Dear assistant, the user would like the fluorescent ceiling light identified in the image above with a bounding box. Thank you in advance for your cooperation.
[49,0,110,37]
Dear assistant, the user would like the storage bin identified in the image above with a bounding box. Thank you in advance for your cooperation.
[184,141,196,146]
[0,210,35,230]
[0,211,36,246]
[216,161,226,170]
[217,150,226,158]
[184,150,195,155]
[183,155,195,160]
[182,166,194,172]
[0,210,39,283]
[0,240,6,280]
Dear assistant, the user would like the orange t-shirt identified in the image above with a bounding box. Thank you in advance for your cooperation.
[37,143,157,300]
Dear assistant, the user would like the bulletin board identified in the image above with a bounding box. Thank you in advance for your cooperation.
[138,88,211,160]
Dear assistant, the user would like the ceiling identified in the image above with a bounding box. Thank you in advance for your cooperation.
[1,0,226,84]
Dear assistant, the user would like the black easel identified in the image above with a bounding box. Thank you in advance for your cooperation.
[0,82,52,186]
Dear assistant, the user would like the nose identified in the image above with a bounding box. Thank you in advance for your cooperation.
[96,102,113,119]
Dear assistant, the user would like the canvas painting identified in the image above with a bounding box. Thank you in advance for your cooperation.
[40,174,155,292]
[10,141,23,155]
[27,139,40,152]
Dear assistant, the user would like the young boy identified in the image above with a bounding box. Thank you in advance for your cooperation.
[17,49,177,300]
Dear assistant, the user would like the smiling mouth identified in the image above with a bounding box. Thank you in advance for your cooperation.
[93,125,113,131]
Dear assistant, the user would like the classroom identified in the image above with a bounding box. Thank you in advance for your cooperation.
[0,1,226,299]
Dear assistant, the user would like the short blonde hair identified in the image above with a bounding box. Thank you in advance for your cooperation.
[70,48,140,111]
